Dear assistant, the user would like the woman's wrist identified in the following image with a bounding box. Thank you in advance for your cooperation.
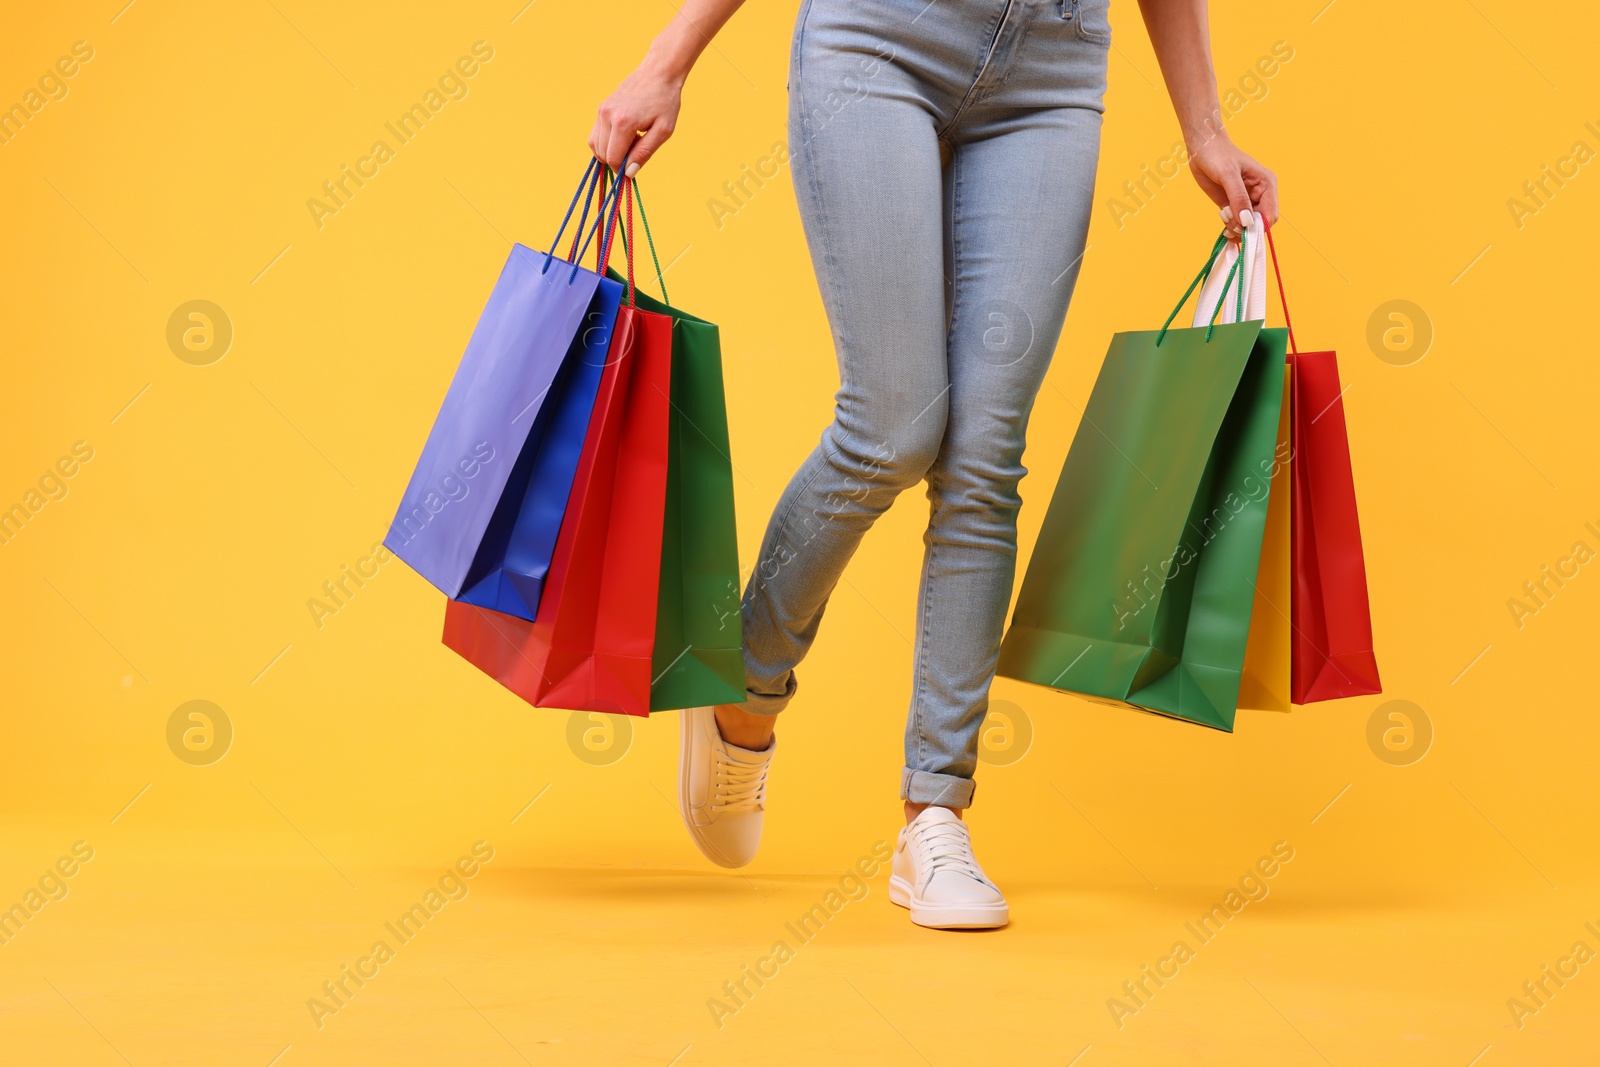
[1181,111,1229,156]
[643,22,701,84]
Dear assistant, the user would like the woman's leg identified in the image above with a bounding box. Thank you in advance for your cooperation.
[902,107,1104,808]
[736,8,959,724]
[680,0,982,873]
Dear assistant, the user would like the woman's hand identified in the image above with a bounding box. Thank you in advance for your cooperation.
[589,61,684,176]
[1135,0,1280,236]
[1187,133,1278,236]
[587,1,747,174]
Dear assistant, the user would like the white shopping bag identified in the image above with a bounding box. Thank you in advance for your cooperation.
[1192,209,1267,326]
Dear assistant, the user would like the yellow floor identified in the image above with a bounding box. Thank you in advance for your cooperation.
[5,801,1598,1065]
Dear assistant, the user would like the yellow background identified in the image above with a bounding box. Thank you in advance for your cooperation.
[3,0,1598,1063]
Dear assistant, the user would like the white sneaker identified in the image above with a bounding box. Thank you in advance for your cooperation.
[890,806,1009,929]
[678,706,775,868]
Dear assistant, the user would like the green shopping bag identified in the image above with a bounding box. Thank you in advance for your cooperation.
[997,233,1289,731]
[607,200,744,711]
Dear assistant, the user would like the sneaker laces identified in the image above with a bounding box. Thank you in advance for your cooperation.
[908,817,992,889]
[711,750,769,815]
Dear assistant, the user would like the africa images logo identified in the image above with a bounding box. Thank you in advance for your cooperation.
[389,441,496,548]
[1111,439,1292,631]
[305,842,495,1030]
[306,42,495,230]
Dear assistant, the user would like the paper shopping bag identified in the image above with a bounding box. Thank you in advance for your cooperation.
[1201,214,1291,714]
[1255,225,1382,704]
[454,165,625,619]
[998,231,1288,730]
[1236,368,1293,712]
[386,160,620,600]
[611,259,745,711]
[443,175,676,716]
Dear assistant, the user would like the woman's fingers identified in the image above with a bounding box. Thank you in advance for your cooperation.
[1190,145,1250,237]
[594,97,639,170]
[1216,167,1254,238]
[601,113,638,171]
[627,121,674,174]
[1200,146,1279,236]
[590,64,685,173]
[1245,164,1280,226]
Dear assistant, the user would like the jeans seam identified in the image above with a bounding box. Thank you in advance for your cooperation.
[908,142,967,782]
[792,57,856,399]
[915,540,939,774]
[739,437,861,704]
[1075,0,1111,44]
[946,144,967,367]
[742,441,840,611]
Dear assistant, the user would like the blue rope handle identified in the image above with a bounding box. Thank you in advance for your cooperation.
[574,157,630,283]
[541,158,600,276]
[538,152,648,289]
[572,145,650,289]
[563,162,606,263]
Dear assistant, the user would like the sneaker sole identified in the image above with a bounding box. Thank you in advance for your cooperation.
[889,874,1009,930]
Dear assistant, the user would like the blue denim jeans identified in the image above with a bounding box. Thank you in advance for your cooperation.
[740,0,1111,808]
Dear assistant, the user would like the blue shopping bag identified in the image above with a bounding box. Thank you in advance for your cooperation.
[386,161,625,602]
[457,267,622,616]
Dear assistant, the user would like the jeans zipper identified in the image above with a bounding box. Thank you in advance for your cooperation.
[968,0,1017,93]
[983,0,1017,58]
[940,0,1017,136]
[1061,0,1078,20]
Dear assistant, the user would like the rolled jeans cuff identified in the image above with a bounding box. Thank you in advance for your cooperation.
[741,670,796,717]
[901,768,975,809]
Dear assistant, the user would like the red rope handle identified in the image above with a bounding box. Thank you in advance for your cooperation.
[624,177,636,308]
[1263,221,1298,355]
[588,168,609,268]
[599,174,622,275]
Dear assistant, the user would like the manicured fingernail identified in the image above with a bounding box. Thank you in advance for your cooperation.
[625,162,640,177]
[1220,206,1234,223]
[1239,209,1254,227]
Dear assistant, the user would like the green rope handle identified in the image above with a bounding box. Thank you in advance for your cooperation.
[1204,249,1245,342]
[1155,230,1256,344]
[611,171,670,306]
[1231,229,1246,324]
[1156,232,1228,346]
[633,179,669,307]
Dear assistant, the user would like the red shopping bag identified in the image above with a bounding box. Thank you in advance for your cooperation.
[443,177,674,716]
[1265,226,1382,703]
